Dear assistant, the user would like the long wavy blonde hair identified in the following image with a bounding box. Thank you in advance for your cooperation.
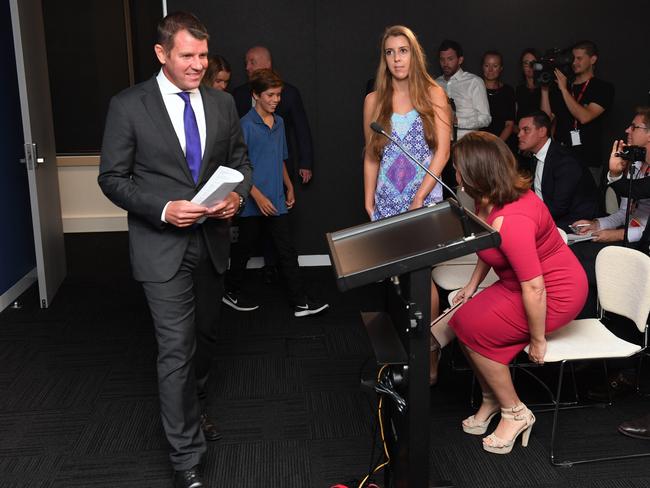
[368,25,446,159]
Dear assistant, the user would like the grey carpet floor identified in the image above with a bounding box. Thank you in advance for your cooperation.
[1,232,649,487]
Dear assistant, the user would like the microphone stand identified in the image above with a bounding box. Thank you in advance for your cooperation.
[370,121,474,238]
[449,98,458,144]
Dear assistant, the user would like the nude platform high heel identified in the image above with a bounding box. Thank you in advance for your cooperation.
[462,391,500,435]
[482,403,535,454]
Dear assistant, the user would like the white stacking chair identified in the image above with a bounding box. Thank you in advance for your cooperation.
[524,246,650,466]
[432,264,498,292]
[445,227,618,409]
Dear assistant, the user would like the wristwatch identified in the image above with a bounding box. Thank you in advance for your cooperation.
[235,193,245,215]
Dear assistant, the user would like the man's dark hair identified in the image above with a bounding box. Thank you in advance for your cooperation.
[523,110,552,137]
[157,11,209,53]
[250,69,283,95]
[438,39,463,57]
[573,40,598,57]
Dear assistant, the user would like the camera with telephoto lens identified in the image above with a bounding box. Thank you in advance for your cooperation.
[532,48,574,86]
[616,145,647,162]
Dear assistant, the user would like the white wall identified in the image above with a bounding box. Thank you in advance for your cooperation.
[56,162,331,266]
[58,164,127,233]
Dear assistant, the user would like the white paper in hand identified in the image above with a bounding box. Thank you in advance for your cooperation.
[566,232,594,245]
[191,166,243,223]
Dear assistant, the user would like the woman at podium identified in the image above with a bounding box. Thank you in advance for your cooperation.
[444,132,587,454]
[362,25,451,222]
[362,26,452,360]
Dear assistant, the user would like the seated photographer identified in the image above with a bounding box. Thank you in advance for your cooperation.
[606,107,650,255]
[580,109,650,404]
[517,111,598,231]
[570,108,650,316]
[540,41,614,185]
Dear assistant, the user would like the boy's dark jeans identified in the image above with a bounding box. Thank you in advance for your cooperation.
[228,214,305,305]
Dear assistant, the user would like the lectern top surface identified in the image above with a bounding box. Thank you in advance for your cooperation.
[327,201,499,289]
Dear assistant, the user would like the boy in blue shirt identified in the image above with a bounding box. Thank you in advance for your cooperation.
[223,69,328,317]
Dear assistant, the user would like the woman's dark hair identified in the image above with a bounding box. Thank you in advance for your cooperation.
[519,47,539,82]
[157,11,209,53]
[250,68,283,95]
[202,54,231,87]
[453,132,530,207]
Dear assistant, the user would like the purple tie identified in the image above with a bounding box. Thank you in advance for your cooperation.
[177,92,201,183]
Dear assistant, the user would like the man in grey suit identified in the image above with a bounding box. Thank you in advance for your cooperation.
[98,12,252,488]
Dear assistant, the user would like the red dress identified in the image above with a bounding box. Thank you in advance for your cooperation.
[449,191,588,364]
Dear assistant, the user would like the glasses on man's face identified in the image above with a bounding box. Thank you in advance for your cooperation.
[629,124,649,131]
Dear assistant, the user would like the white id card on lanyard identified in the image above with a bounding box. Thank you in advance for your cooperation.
[570,79,590,147]
[570,129,582,146]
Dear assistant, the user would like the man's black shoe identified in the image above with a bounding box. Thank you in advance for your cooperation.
[200,413,222,441]
[587,370,636,402]
[174,466,204,488]
[221,291,259,312]
[618,413,650,440]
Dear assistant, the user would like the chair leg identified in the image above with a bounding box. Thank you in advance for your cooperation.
[602,360,613,405]
[549,361,565,466]
[569,363,579,404]
[470,373,477,409]
[511,355,518,382]
[549,359,650,466]
[636,353,646,395]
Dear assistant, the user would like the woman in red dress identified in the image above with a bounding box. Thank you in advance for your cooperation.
[447,132,587,454]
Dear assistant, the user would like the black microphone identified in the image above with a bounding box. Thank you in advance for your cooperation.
[370,121,473,238]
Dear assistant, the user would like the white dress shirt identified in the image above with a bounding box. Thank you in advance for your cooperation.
[436,68,491,139]
[533,138,552,200]
[156,70,207,221]
[156,69,207,158]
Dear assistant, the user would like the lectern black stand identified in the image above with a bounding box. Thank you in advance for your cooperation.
[326,200,500,488]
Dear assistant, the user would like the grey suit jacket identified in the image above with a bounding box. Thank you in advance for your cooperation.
[99,77,252,282]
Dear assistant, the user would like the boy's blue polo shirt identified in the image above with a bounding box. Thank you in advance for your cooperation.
[240,108,289,217]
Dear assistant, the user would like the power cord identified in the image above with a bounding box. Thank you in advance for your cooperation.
[356,365,393,488]
[374,371,407,413]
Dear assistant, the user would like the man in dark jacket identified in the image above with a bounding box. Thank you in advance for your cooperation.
[518,110,599,231]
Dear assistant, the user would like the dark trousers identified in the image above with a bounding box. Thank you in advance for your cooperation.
[571,240,620,318]
[141,230,224,470]
[228,214,305,305]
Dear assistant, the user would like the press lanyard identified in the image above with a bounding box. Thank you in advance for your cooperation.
[572,78,591,129]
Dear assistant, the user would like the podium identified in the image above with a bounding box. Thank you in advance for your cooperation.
[326,200,500,488]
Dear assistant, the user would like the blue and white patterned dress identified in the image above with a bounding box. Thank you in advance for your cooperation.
[372,110,442,221]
